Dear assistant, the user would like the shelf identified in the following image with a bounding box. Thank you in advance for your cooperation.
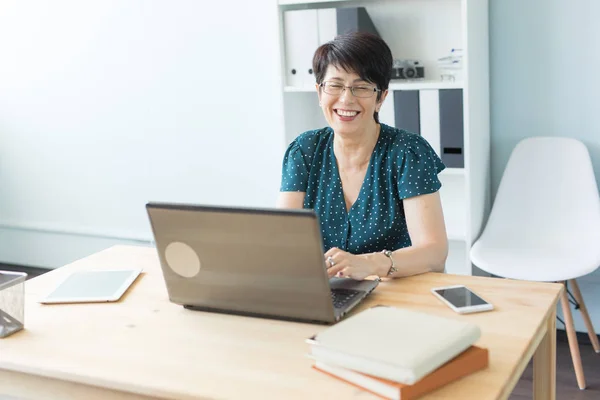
[279,0,350,6]
[284,80,463,93]
[389,80,464,91]
[447,231,467,242]
[440,168,465,177]
[283,86,317,93]
[278,0,490,277]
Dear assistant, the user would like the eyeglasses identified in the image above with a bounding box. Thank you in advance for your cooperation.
[319,81,381,98]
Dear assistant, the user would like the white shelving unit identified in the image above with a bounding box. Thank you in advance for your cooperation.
[277,0,490,275]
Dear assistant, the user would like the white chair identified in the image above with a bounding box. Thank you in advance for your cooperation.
[471,137,600,390]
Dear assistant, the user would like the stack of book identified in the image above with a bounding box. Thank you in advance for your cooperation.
[307,306,488,400]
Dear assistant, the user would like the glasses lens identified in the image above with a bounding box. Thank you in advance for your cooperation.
[321,82,377,98]
[323,82,343,95]
[352,86,376,98]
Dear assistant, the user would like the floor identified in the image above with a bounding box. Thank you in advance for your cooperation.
[510,333,600,399]
[3,265,600,398]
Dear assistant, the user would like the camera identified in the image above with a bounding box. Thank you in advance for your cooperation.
[391,59,425,80]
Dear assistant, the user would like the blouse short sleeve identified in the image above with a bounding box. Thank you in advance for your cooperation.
[280,132,317,192]
[397,133,446,199]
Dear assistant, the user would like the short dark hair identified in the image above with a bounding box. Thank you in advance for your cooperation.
[312,31,393,123]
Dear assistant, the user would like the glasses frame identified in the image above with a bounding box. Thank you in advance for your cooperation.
[319,81,381,98]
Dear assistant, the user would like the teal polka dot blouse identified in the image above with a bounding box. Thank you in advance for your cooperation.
[280,123,446,254]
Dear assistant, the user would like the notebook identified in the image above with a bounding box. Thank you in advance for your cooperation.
[306,306,481,384]
[313,346,489,400]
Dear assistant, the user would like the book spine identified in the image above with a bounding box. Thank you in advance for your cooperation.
[310,345,417,384]
[312,366,395,400]
[399,348,489,399]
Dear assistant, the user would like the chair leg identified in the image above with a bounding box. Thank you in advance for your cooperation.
[568,279,600,353]
[560,285,586,389]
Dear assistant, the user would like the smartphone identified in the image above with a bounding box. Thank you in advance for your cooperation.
[431,285,493,314]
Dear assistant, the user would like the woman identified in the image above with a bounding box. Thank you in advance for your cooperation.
[277,32,448,280]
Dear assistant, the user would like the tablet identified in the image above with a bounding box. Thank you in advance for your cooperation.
[39,268,142,304]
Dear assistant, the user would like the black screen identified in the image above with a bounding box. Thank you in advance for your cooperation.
[435,286,488,308]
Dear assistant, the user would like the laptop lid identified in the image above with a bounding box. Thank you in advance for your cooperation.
[146,202,338,324]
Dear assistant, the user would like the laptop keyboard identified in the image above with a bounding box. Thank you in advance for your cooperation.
[331,289,361,309]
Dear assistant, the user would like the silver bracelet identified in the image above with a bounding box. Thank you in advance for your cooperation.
[381,250,398,276]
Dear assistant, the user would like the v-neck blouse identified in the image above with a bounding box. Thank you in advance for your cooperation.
[280,123,446,254]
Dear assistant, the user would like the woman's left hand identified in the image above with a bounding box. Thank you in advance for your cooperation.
[324,247,378,281]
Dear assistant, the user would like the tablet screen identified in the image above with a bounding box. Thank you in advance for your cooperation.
[41,269,141,303]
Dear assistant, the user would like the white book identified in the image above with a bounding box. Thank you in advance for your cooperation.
[307,306,481,385]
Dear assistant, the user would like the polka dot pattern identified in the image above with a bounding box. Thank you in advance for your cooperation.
[280,123,445,254]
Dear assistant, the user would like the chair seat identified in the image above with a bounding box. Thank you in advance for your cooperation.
[470,241,600,282]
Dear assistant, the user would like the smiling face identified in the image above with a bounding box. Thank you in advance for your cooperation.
[317,65,387,137]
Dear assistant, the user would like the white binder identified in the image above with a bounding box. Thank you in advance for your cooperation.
[419,89,442,157]
[378,90,395,127]
[283,10,319,88]
[317,8,337,45]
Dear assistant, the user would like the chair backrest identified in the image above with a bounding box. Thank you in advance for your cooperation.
[481,137,600,251]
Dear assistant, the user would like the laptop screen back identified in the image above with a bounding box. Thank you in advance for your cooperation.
[146,204,336,323]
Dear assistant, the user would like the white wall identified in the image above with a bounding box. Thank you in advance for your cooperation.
[0,0,286,267]
[490,0,600,333]
[2,0,599,335]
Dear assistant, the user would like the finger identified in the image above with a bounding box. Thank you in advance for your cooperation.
[325,255,336,269]
[339,267,366,280]
[327,263,347,278]
[324,250,343,269]
[337,267,351,278]
[324,247,340,258]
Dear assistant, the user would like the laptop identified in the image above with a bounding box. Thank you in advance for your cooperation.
[146,202,379,324]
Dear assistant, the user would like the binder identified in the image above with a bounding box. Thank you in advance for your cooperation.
[393,90,420,135]
[390,89,462,164]
[317,9,337,45]
[337,7,380,37]
[283,7,379,88]
[418,90,442,158]
[378,91,395,127]
[439,89,464,168]
[314,7,380,46]
[284,10,319,87]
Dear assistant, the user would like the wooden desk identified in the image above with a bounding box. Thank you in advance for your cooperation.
[0,245,562,400]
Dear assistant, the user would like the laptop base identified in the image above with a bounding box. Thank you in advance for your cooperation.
[183,304,333,325]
